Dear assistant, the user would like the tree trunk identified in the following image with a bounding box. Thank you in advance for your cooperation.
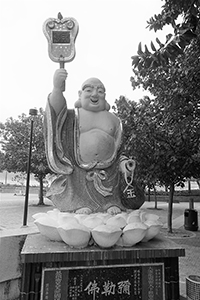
[153,185,158,209]
[37,175,44,205]
[188,179,191,194]
[196,179,200,189]
[147,186,151,201]
[167,182,174,233]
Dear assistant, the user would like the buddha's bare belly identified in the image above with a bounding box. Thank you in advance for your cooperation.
[79,129,115,163]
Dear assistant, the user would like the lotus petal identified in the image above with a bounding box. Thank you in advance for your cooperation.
[32,212,47,220]
[58,223,91,248]
[118,212,129,221]
[58,214,79,226]
[95,213,112,224]
[115,236,124,247]
[123,222,147,231]
[142,220,163,242]
[127,214,141,224]
[141,213,160,222]
[129,209,141,216]
[106,215,127,229]
[122,222,147,246]
[34,216,62,241]
[47,209,60,220]
[82,215,103,229]
[74,214,88,224]
[92,225,122,248]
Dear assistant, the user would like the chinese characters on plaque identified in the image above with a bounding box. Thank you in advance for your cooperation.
[41,264,165,300]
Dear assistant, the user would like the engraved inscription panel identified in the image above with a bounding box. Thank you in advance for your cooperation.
[41,263,165,300]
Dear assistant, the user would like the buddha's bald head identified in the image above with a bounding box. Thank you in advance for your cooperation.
[75,77,110,111]
[81,78,106,92]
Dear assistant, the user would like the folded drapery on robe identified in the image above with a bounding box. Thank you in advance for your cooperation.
[44,100,126,212]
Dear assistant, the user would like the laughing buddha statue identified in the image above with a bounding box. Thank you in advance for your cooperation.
[44,69,145,214]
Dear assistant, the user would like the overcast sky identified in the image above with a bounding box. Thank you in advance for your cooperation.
[0,0,171,122]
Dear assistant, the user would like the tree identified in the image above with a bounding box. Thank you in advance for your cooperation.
[114,96,161,189]
[131,32,200,182]
[114,96,168,210]
[115,82,200,232]
[127,1,200,232]
[13,173,26,187]
[0,108,52,205]
[0,151,5,172]
[132,0,200,70]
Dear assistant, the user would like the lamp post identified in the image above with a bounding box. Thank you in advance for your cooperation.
[23,108,38,226]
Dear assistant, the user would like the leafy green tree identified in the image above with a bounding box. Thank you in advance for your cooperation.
[127,2,200,232]
[0,108,52,205]
[114,96,160,187]
[12,173,26,186]
[114,96,166,209]
[131,33,200,182]
[132,0,200,70]
[115,83,200,232]
[0,151,5,172]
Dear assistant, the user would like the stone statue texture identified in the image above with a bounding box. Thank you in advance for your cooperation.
[44,69,145,214]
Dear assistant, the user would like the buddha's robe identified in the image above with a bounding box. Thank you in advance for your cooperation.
[44,100,127,212]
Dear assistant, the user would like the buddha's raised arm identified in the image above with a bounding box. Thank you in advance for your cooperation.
[49,69,68,115]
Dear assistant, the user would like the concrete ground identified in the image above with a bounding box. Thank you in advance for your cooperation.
[0,193,200,299]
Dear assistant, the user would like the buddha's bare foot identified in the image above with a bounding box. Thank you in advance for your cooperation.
[75,207,92,214]
[107,206,121,215]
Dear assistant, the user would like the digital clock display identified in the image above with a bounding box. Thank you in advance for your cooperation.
[52,31,70,44]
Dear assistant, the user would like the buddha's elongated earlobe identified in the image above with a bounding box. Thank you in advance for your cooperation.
[74,99,82,108]
[105,100,110,111]
[74,90,82,108]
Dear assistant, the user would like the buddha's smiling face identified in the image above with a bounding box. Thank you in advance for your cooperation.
[79,78,107,112]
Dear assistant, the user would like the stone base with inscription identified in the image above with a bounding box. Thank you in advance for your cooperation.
[20,233,185,300]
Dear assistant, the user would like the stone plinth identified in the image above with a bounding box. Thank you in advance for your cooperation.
[21,233,185,300]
